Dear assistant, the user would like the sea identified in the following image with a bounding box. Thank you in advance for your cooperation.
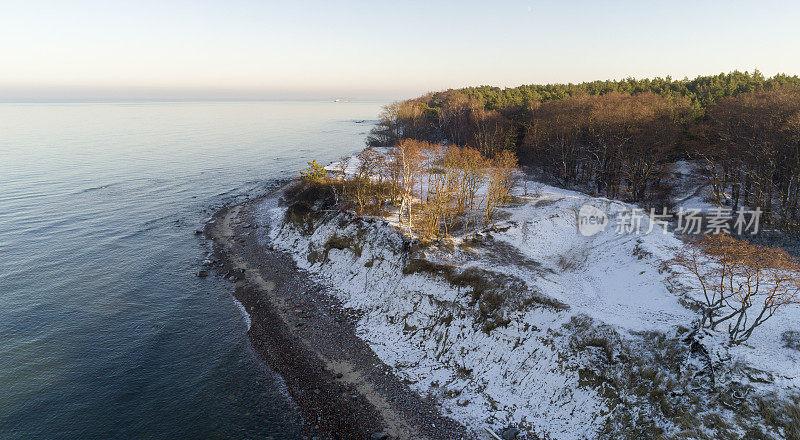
[0,100,384,439]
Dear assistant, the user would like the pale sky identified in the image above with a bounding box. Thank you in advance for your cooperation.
[1,0,799,100]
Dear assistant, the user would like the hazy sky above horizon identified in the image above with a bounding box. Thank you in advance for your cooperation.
[2,0,799,101]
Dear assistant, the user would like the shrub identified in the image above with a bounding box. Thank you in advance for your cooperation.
[323,234,362,261]
[782,331,800,351]
[299,159,328,183]
[283,182,337,234]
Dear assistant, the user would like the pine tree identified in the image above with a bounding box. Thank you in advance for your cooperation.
[299,160,327,184]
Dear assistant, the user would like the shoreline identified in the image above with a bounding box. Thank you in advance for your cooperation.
[205,190,469,440]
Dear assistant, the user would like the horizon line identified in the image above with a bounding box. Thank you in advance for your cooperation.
[0,97,395,104]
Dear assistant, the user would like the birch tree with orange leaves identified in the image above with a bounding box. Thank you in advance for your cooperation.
[483,150,518,226]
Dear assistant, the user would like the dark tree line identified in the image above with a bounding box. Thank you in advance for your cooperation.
[703,89,800,230]
[367,90,514,157]
[521,92,691,205]
[368,71,800,232]
[459,70,800,114]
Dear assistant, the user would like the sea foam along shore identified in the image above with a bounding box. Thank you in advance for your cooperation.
[258,156,800,439]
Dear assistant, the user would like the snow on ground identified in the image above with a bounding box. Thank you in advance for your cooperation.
[672,160,719,212]
[258,187,607,438]
[488,185,695,332]
[256,170,800,438]
[734,309,800,389]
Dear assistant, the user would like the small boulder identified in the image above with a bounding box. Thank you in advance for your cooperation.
[196,269,208,277]
[501,425,520,440]
[370,432,389,440]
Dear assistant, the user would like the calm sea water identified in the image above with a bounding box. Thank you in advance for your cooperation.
[0,101,383,439]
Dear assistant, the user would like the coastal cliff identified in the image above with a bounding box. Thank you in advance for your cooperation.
[210,168,800,439]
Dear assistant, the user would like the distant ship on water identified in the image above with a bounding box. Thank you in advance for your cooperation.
[333,99,351,102]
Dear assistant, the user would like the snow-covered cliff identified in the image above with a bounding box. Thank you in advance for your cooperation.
[256,180,800,439]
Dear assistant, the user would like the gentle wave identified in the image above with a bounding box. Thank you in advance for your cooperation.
[233,297,252,331]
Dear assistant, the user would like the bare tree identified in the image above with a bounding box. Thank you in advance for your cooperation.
[457,147,487,231]
[390,140,424,231]
[351,148,383,214]
[483,150,518,226]
[668,234,800,344]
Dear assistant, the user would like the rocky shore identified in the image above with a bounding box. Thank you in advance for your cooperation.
[204,188,470,440]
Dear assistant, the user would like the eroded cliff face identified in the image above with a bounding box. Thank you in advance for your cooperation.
[259,182,800,440]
